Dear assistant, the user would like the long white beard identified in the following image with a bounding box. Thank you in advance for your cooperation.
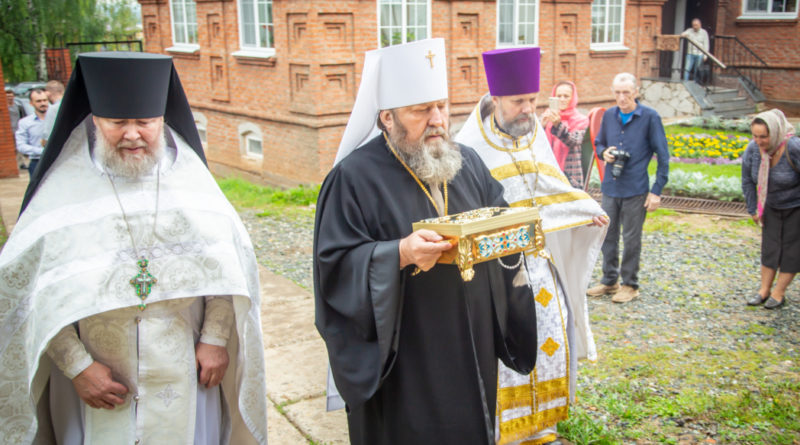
[95,127,166,178]
[390,126,463,185]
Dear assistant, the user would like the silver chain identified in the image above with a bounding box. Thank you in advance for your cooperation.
[492,113,542,202]
[496,252,524,269]
[495,116,541,271]
[105,163,160,259]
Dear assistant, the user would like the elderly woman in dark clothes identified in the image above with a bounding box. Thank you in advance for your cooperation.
[742,109,800,309]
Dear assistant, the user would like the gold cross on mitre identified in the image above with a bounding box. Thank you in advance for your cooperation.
[425,50,435,69]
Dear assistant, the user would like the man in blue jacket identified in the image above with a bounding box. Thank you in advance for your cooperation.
[588,72,669,303]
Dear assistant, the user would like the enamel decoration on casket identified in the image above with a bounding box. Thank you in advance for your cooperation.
[412,207,546,281]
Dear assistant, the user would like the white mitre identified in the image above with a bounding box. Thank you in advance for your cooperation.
[334,38,449,164]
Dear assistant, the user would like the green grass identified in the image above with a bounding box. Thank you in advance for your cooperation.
[215,177,319,220]
[642,209,692,234]
[648,159,742,179]
[558,215,798,444]
[0,215,7,251]
[561,344,800,444]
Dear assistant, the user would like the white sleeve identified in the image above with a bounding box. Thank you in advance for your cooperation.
[199,296,234,347]
[46,325,94,379]
[42,106,58,142]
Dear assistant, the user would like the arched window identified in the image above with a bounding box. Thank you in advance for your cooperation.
[238,122,263,158]
[193,111,207,147]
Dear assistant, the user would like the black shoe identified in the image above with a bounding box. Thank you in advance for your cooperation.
[764,296,786,310]
[747,293,769,306]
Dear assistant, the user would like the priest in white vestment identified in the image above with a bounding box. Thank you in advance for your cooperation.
[455,47,607,445]
[0,52,267,444]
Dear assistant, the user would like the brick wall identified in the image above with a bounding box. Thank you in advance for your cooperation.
[0,62,20,178]
[716,0,800,102]
[45,48,73,85]
[139,0,665,185]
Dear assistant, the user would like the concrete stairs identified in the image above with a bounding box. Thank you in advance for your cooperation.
[681,73,762,119]
[704,85,755,118]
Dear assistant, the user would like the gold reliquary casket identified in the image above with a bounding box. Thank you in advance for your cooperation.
[412,207,546,281]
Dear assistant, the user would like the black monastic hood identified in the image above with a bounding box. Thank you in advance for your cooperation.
[20,51,206,214]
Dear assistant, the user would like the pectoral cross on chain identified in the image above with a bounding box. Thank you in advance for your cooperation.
[130,258,157,310]
[425,50,435,68]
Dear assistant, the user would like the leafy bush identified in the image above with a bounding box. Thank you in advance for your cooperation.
[659,170,742,201]
[683,115,800,134]
[216,177,320,208]
[588,165,744,202]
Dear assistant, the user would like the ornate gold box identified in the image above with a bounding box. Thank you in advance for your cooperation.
[412,207,545,281]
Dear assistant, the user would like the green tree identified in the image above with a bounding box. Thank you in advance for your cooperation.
[0,0,38,81]
[0,0,140,83]
[101,0,140,41]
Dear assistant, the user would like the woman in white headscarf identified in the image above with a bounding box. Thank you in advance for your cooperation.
[742,109,800,309]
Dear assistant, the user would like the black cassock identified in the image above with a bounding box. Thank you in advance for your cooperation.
[313,135,537,445]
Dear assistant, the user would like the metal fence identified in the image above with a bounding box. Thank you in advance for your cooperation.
[66,40,143,58]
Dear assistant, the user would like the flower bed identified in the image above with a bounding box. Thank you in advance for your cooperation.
[667,132,749,162]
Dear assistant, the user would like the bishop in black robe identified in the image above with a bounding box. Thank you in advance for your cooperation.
[313,134,538,444]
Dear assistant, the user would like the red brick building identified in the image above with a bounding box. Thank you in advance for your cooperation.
[712,0,800,111]
[137,0,669,185]
[660,0,800,109]
[0,62,20,179]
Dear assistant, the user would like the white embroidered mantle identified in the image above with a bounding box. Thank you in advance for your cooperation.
[0,121,267,444]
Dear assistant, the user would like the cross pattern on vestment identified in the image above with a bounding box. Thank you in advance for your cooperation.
[425,50,435,68]
[130,258,157,310]
[156,384,181,407]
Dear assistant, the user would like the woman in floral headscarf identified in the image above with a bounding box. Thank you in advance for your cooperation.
[541,80,589,188]
[742,108,800,309]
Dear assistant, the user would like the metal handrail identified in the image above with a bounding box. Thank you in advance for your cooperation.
[710,35,767,93]
[681,36,726,70]
[66,40,143,55]
[713,35,768,67]
[66,40,144,48]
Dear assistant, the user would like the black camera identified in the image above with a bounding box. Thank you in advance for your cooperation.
[609,149,631,179]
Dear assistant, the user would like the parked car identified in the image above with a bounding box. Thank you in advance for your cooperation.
[13,81,46,98]
[11,81,46,115]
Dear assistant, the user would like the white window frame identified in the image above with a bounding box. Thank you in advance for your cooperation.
[238,122,263,158]
[193,111,208,147]
[496,0,540,47]
[590,0,628,51]
[168,0,199,52]
[376,0,431,48]
[246,134,263,157]
[740,0,798,19]
[234,0,276,59]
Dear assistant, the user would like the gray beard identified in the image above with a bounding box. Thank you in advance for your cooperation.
[389,125,463,185]
[496,110,535,138]
[95,127,166,178]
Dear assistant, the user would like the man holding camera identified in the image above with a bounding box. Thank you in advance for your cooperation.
[588,73,669,303]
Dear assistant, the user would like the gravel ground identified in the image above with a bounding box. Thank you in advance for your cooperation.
[240,209,316,290]
[240,210,798,326]
[241,209,800,442]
